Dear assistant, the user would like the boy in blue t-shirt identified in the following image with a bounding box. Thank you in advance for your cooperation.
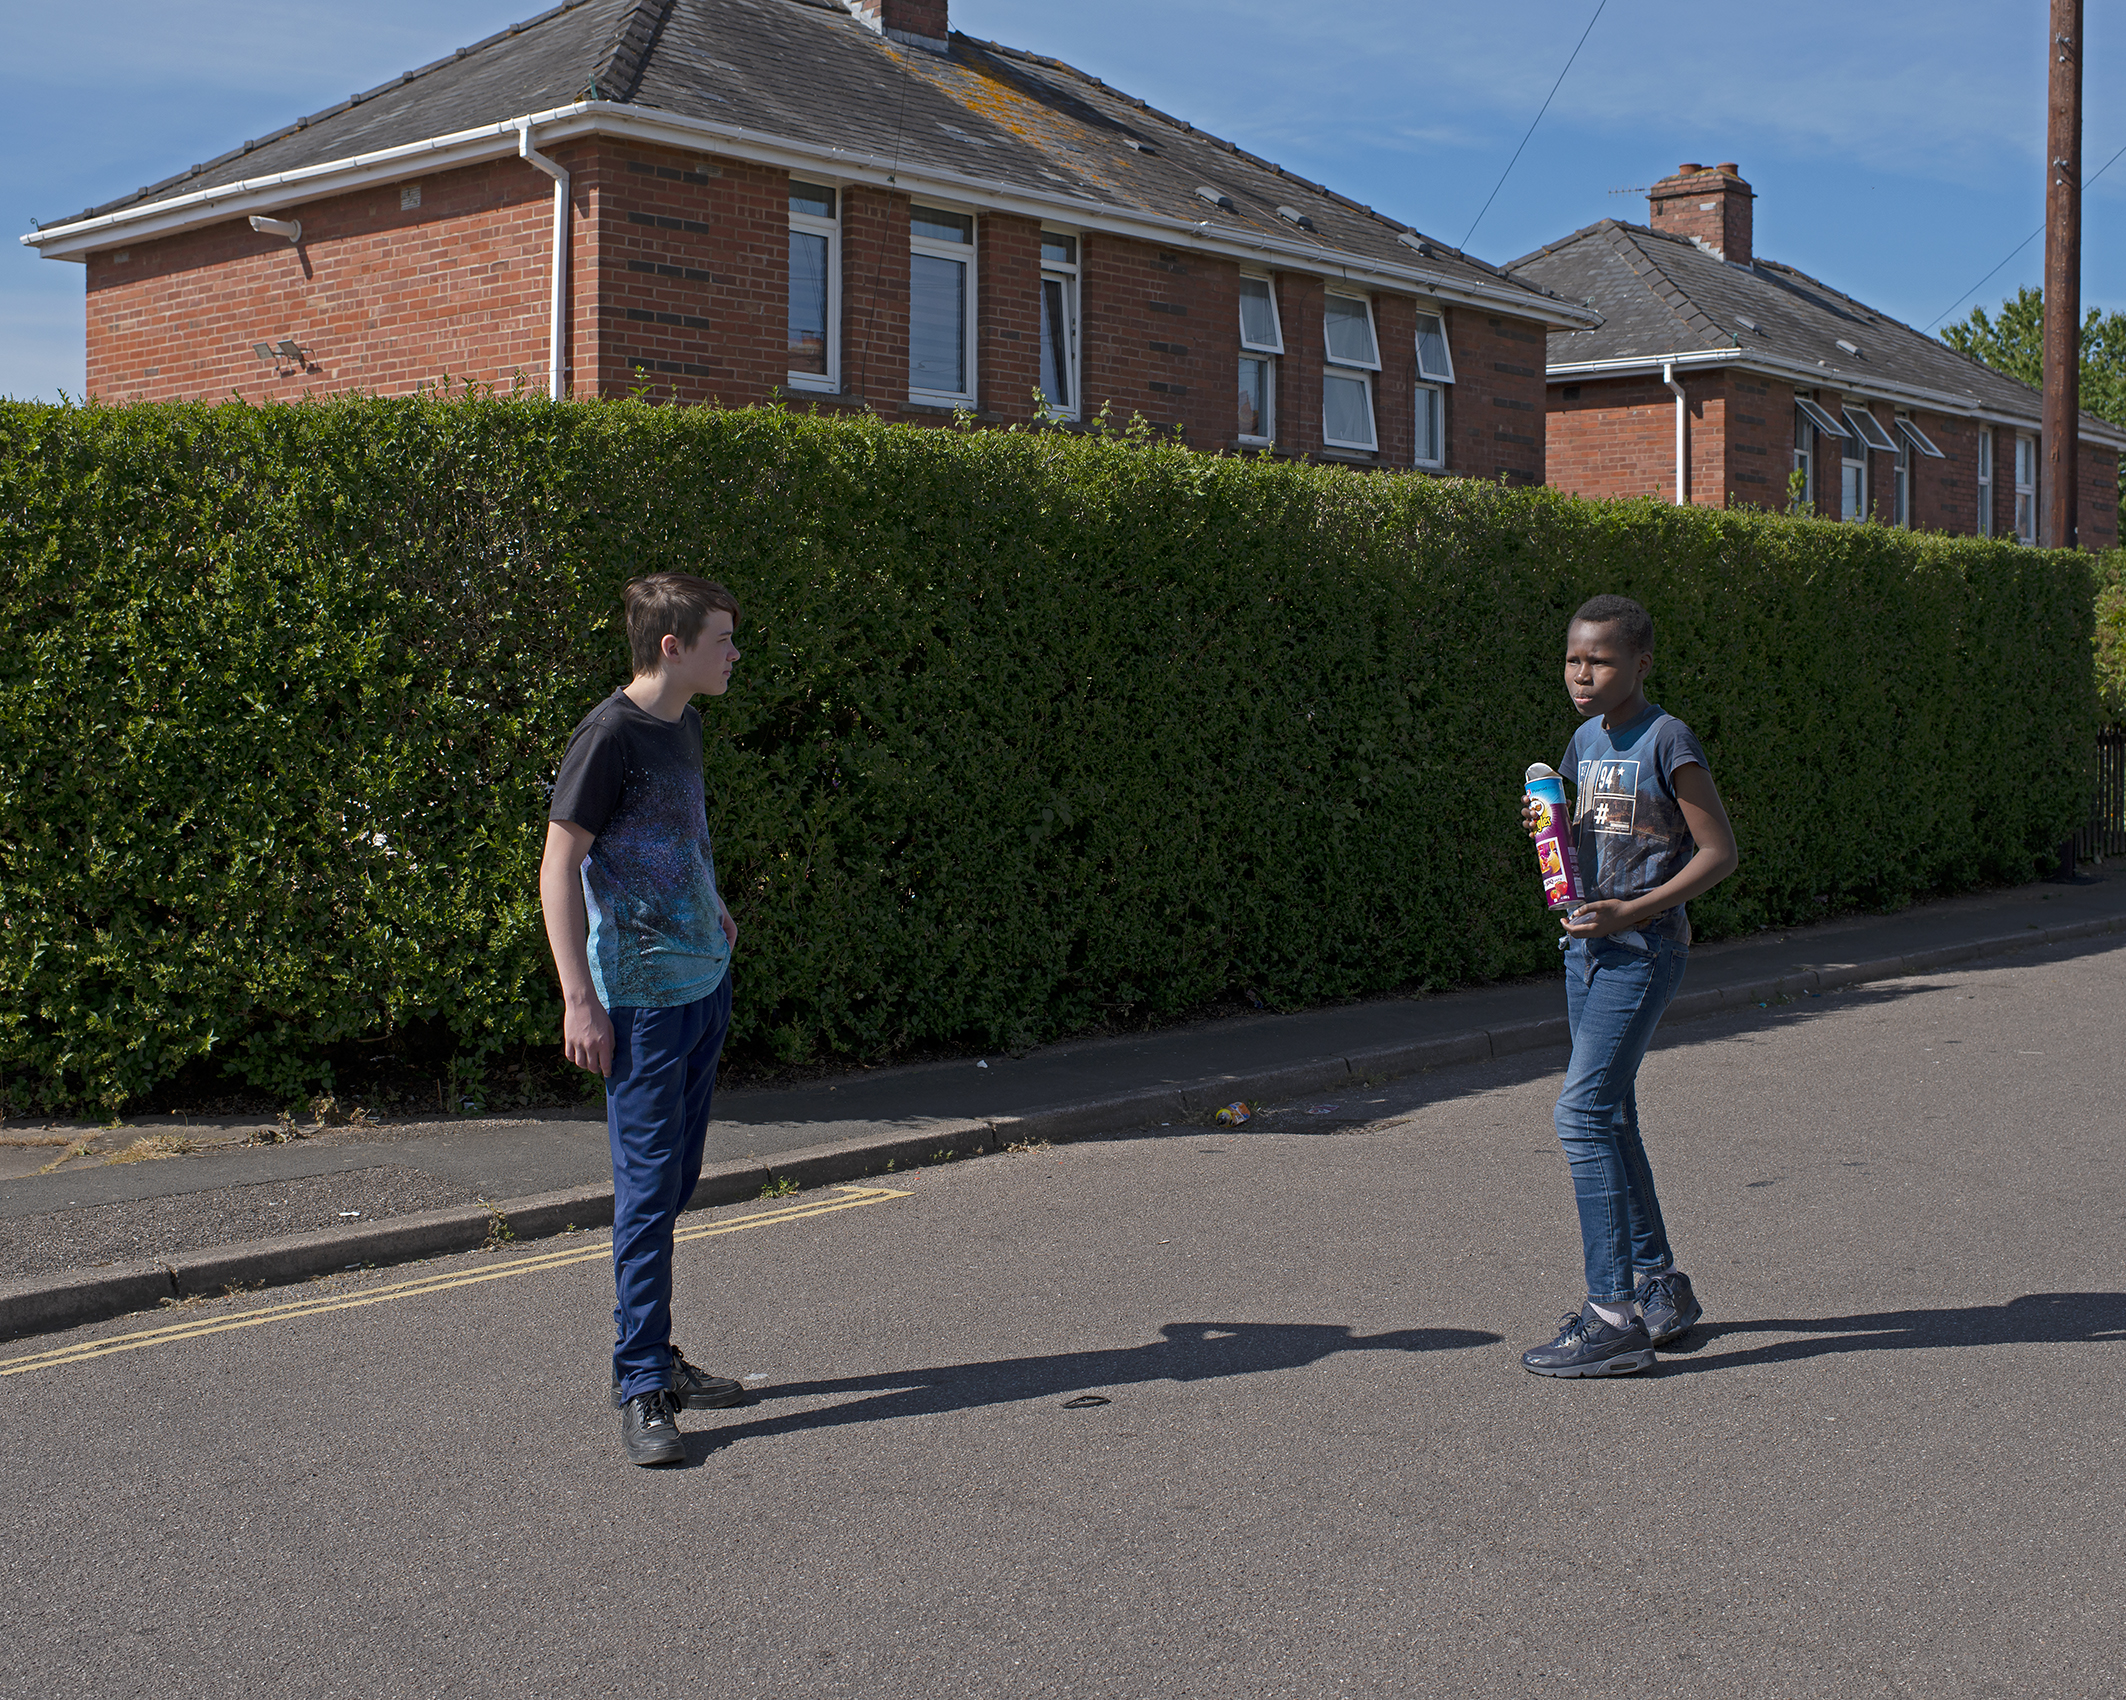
[540,573,748,1465]
[1519,595,1738,1378]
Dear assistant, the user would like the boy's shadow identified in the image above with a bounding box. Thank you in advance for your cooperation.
[1658,1291,2125,1375]
[681,1320,1499,1462]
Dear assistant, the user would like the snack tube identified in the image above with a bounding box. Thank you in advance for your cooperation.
[1524,762,1584,913]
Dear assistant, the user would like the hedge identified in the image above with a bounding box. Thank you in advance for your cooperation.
[0,397,2100,1112]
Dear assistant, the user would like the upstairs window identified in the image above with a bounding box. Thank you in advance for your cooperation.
[1976,429,1994,536]
[1237,274,1279,445]
[1323,293,1381,369]
[1792,404,1817,506]
[1238,276,1283,353]
[788,181,839,393]
[2014,433,2037,542]
[1839,405,1894,521]
[1038,232,1079,418]
[1321,292,1379,452]
[1413,310,1455,383]
[1413,384,1444,468]
[909,205,975,403]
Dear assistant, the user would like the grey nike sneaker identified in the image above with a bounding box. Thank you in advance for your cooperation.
[1634,1269,1703,1346]
[1521,1302,1656,1378]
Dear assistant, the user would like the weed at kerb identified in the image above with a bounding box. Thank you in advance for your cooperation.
[759,1175,800,1199]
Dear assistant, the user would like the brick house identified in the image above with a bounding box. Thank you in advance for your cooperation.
[1504,164,2123,549]
[22,0,1593,476]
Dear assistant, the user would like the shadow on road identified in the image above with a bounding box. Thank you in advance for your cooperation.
[688,1320,1499,1461]
[1658,1291,2126,1376]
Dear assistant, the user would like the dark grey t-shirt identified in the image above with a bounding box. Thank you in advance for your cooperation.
[1562,703,1710,944]
[549,690,730,1010]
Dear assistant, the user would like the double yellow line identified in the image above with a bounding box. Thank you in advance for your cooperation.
[1,1184,910,1378]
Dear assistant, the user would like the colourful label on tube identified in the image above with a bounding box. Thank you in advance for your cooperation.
[1525,770,1584,912]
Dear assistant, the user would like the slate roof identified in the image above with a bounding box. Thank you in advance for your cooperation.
[35,0,1575,318]
[1505,218,2123,441]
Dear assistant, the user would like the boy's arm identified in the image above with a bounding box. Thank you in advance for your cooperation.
[1560,762,1738,939]
[539,819,615,1077]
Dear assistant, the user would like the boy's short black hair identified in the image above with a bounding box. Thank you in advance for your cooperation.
[624,573,741,676]
[1570,594,1654,655]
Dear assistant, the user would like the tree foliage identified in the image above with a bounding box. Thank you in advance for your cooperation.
[0,397,2100,1112]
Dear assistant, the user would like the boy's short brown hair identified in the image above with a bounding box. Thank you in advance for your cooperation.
[624,573,741,675]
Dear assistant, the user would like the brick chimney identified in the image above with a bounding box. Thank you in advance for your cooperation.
[843,0,949,49]
[1647,162,1752,264]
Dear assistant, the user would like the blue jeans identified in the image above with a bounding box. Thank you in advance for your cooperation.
[606,973,733,1402]
[1555,934,1686,1302]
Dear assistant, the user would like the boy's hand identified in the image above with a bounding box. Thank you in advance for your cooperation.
[1560,899,1641,939]
[719,903,738,950]
[563,995,615,1077]
[1521,798,1545,837]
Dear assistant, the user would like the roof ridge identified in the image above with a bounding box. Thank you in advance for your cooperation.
[48,0,608,226]
[1607,224,1735,351]
[591,0,677,102]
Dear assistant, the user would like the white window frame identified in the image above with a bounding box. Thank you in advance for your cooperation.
[1322,292,1382,371]
[1238,274,1283,354]
[1893,429,1911,528]
[1413,382,1445,469]
[1895,416,1944,459]
[908,204,977,406]
[1793,404,1817,506]
[1794,397,1848,439]
[1842,405,1899,453]
[1413,309,1455,384]
[1038,230,1080,420]
[1976,429,1994,537]
[2014,432,2038,543]
[1841,431,1868,522]
[1322,369,1378,453]
[787,181,841,394]
[1238,353,1275,446]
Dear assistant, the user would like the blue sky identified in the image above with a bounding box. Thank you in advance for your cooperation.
[5,0,2121,401]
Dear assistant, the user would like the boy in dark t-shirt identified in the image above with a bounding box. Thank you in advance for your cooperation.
[1518,595,1739,1378]
[540,573,748,1465]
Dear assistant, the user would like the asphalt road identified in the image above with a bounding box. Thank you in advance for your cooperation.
[3,935,2121,1699]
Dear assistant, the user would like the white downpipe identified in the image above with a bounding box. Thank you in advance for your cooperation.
[1664,360,1687,504]
[517,121,570,400]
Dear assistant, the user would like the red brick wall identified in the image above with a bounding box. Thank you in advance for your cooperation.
[1544,374,1689,502]
[1452,311,1547,484]
[83,153,573,402]
[837,186,911,410]
[582,143,787,405]
[976,212,1042,423]
[1075,236,1230,446]
[2078,443,2121,551]
[1721,374,1785,506]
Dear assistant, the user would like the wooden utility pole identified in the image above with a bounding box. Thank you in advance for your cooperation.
[2043,0,2082,549]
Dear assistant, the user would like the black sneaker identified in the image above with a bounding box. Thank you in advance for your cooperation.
[1520,1303,1657,1378]
[609,1346,754,1411]
[620,1389,686,1466]
[1635,1269,1702,1346]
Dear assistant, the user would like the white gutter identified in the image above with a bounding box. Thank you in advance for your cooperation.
[516,120,570,401]
[1663,360,1687,504]
[1546,347,2126,451]
[23,100,1600,331]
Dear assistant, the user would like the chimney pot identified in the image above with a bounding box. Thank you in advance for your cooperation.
[1678,162,1703,174]
[1715,161,1738,174]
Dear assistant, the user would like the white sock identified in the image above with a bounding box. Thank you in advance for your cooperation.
[1589,1297,1637,1330]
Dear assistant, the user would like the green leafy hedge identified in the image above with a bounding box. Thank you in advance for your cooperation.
[0,398,2099,1111]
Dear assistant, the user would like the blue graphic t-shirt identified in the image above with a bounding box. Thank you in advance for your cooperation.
[548,690,730,1010]
[1562,703,1710,945]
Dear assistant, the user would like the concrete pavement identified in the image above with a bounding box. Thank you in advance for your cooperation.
[4,864,2123,1336]
[2,929,2121,1697]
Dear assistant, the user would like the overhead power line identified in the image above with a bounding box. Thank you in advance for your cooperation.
[1926,134,2126,332]
[1460,0,1607,251]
